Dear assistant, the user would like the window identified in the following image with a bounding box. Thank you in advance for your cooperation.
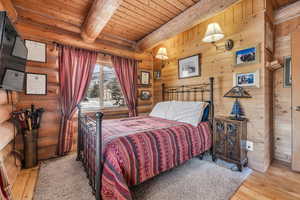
[81,64,126,109]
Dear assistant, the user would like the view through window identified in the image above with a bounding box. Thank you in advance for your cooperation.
[82,64,126,109]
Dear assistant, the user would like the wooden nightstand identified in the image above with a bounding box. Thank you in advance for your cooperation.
[213,116,248,171]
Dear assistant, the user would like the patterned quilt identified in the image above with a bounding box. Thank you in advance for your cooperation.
[98,116,212,200]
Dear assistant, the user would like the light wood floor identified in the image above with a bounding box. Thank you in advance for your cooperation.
[11,162,300,200]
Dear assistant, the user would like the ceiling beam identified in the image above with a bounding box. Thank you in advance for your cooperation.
[81,0,122,43]
[137,0,240,51]
[274,0,300,24]
[15,18,140,59]
[0,0,18,23]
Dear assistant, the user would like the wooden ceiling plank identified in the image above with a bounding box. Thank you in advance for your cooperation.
[164,0,187,11]
[109,16,153,33]
[106,20,148,36]
[102,26,143,41]
[117,6,162,27]
[122,1,169,24]
[123,0,174,20]
[16,6,81,34]
[0,0,18,22]
[137,0,240,50]
[151,0,183,15]
[112,12,157,31]
[13,0,84,25]
[81,0,122,43]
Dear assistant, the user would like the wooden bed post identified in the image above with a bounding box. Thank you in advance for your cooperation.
[162,83,165,101]
[76,105,82,161]
[95,112,104,200]
[209,77,214,125]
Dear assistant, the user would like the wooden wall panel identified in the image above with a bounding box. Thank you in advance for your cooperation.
[152,0,270,172]
[272,15,300,163]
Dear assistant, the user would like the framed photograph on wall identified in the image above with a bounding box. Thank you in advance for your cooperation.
[25,40,47,63]
[178,54,201,79]
[284,56,292,88]
[234,45,260,67]
[140,90,152,100]
[140,71,150,85]
[233,70,260,88]
[26,73,47,95]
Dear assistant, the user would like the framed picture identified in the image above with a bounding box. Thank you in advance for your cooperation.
[1,68,25,92]
[284,56,292,88]
[140,90,151,100]
[154,70,161,80]
[140,71,150,85]
[25,40,47,63]
[178,54,201,79]
[234,45,260,67]
[26,73,47,95]
[233,70,260,88]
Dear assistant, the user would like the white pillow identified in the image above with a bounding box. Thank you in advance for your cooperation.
[165,101,208,126]
[149,101,172,119]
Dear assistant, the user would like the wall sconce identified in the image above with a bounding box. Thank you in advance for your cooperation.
[155,47,168,68]
[202,22,225,49]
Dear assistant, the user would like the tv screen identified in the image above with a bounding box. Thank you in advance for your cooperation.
[0,12,27,91]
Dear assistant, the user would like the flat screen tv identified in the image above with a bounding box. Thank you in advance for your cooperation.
[0,11,27,91]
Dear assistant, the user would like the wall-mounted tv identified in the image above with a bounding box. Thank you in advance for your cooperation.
[0,11,28,92]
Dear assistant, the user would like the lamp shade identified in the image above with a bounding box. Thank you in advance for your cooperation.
[224,86,251,98]
[202,23,224,43]
[155,47,168,60]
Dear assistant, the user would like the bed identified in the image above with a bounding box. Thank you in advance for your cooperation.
[77,77,215,200]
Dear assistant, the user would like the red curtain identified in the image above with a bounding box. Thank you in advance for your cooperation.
[58,45,97,155]
[111,56,138,117]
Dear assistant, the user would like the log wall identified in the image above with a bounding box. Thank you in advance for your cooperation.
[13,23,153,160]
[0,90,21,186]
[152,0,271,172]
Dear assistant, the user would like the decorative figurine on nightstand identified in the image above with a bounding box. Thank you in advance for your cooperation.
[224,86,251,120]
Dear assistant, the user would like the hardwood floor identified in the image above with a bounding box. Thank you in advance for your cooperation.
[11,162,300,200]
[12,166,39,200]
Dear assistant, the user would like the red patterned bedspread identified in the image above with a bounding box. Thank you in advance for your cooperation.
[100,116,212,200]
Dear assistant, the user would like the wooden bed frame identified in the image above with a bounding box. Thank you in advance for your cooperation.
[76,77,214,200]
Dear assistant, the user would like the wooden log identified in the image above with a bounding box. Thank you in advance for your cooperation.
[81,0,123,43]
[0,90,18,105]
[14,19,142,59]
[274,1,300,24]
[0,0,18,23]
[137,0,239,50]
[0,105,12,124]
[0,122,15,151]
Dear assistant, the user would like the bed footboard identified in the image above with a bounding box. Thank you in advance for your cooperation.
[77,105,103,200]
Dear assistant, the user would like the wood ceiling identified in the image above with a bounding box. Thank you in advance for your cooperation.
[12,0,200,49]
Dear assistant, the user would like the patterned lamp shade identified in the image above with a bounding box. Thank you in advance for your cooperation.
[224,86,251,98]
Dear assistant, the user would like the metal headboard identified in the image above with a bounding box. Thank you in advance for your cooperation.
[162,77,214,123]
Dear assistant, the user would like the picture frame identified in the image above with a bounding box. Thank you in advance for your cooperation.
[1,68,25,92]
[178,54,201,79]
[234,45,260,67]
[140,71,150,85]
[154,70,161,80]
[25,40,47,63]
[233,70,260,88]
[26,72,47,95]
[140,90,151,100]
[283,56,292,88]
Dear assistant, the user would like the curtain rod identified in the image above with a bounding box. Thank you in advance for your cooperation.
[52,42,142,63]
